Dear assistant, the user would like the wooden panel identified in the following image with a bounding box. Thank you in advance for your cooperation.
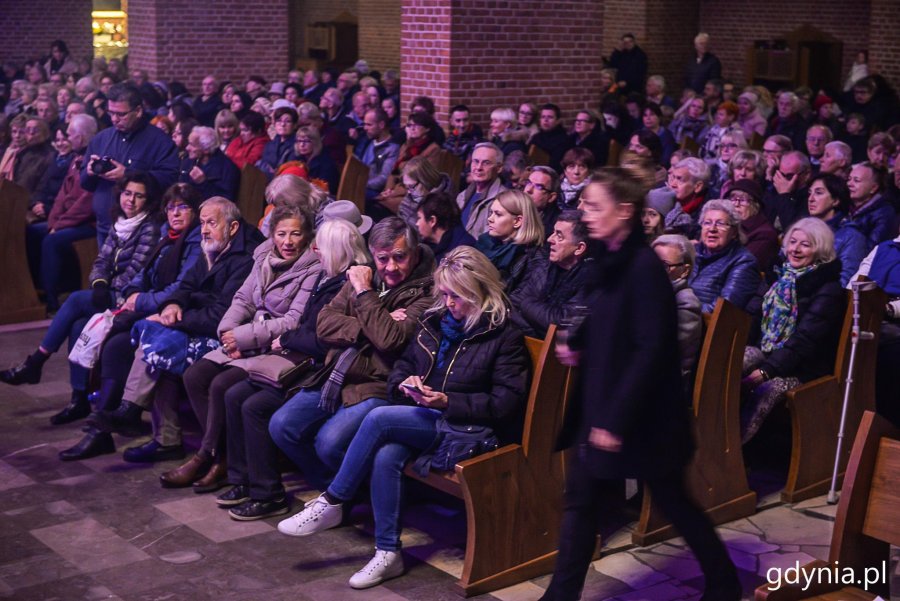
[236,164,267,225]
[336,154,368,214]
[73,237,99,291]
[526,145,549,168]
[435,150,464,196]
[860,438,900,546]
[0,180,47,324]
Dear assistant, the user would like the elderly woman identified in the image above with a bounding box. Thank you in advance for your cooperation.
[737,90,768,140]
[374,112,441,217]
[13,116,54,195]
[475,189,546,297]
[559,147,595,210]
[700,101,740,160]
[724,149,765,192]
[277,246,529,590]
[664,157,710,235]
[214,109,239,152]
[397,156,451,227]
[688,199,761,313]
[178,126,239,200]
[489,107,528,158]
[707,129,748,199]
[289,126,339,194]
[165,204,322,492]
[741,218,846,442]
[259,107,298,176]
[0,173,162,422]
[216,219,371,520]
[807,173,868,286]
[671,96,708,146]
[726,179,779,272]
[225,111,268,169]
[866,132,895,170]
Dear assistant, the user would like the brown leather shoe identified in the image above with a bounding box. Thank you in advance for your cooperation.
[159,453,211,489]
[192,460,228,494]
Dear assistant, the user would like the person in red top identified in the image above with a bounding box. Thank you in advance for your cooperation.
[225,112,268,169]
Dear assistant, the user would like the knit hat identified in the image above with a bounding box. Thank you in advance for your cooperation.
[646,187,676,217]
[726,178,762,204]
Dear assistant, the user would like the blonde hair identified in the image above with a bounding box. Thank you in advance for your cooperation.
[494,189,545,247]
[431,246,509,331]
[783,217,836,264]
[315,219,371,278]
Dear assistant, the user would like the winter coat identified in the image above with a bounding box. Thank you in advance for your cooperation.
[161,220,265,337]
[426,225,476,265]
[558,229,694,478]
[31,151,74,210]
[14,142,54,195]
[752,258,846,383]
[689,240,761,313]
[531,125,574,172]
[762,185,810,231]
[122,224,202,313]
[387,311,530,445]
[178,150,240,201]
[841,194,897,252]
[47,154,94,231]
[740,212,780,273]
[315,246,436,407]
[398,173,451,229]
[355,137,400,194]
[827,214,868,287]
[685,52,722,93]
[212,242,322,354]
[280,273,348,363]
[225,134,267,170]
[510,256,594,338]
[672,277,703,376]
[259,134,296,175]
[89,215,160,302]
[456,177,508,238]
[570,128,610,167]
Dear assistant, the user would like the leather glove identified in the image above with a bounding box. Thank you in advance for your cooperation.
[91,282,111,311]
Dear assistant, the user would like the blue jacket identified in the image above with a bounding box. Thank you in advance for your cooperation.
[827,214,868,286]
[841,194,897,253]
[689,240,761,313]
[178,150,239,201]
[867,238,900,296]
[122,224,203,313]
[81,119,180,239]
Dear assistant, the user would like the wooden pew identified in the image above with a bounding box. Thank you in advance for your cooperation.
[403,325,573,597]
[73,237,99,290]
[633,298,756,545]
[527,144,550,167]
[336,153,369,215]
[435,150,464,196]
[607,139,622,166]
[749,132,764,151]
[236,164,267,225]
[754,411,900,601]
[0,180,47,324]
[680,136,700,155]
[781,286,886,503]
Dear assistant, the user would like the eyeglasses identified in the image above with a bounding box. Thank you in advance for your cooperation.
[295,138,312,144]
[108,108,135,119]
[518,110,533,116]
[525,180,550,193]
[573,118,592,124]
[275,118,295,125]
[166,203,191,213]
[662,261,687,271]
[720,143,739,150]
[728,194,754,206]
[700,219,731,229]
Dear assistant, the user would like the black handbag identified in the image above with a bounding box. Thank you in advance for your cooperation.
[412,417,500,477]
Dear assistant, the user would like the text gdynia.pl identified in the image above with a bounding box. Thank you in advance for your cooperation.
[766,561,888,592]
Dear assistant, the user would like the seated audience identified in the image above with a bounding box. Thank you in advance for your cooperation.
[0,114,27,181]
[766,92,808,151]
[171,118,197,162]
[820,140,853,179]
[14,116,54,195]
[742,218,846,442]
[727,179,779,273]
[30,125,75,222]
[737,90,767,140]
[569,109,608,167]
[762,134,793,183]
[516,102,539,145]
[523,165,561,237]
[671,96,708,146]
[275,246,529,591]
[762,150,812,231]
[643,187,675,243]
[843,161,896,250]
[415,191,476,263]
[664,157,710,235]
[355,108,399,201]
[531,103,572,171]
[688,199,760,313]
[488,107,528,157]
[373,112,440,219]
[179,126,239,200]
[700,100,740,160]
[286,126,339,194]
[641,103,676,167]
[807,173,868,286]
[397,156,451,228]
[457,142,507,237]
[866,132,894,170]
[225,111,268,169]
[805,124,833,172]
[558,147,594,210]
[443,103,483,164]
[215,109,239,152]
[706,129,748,199]
[258,106,299,176]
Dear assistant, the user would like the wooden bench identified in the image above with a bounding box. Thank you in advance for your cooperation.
[633,298,756,545]
[336,153,369,215]
[781,286,886,503]
[754,410,900,600]
[403,325,573,597]
[749,132,764,151]
[236,164,268,225]
[435,149,464,197]
[73,237,99,290]
[0,180,47,324]
[607,139,622,166]
[527,144,550,167]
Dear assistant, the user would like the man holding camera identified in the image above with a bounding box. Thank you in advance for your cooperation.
[81,83,180,242]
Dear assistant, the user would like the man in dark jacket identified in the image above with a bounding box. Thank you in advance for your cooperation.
[354,107,400,201]
[91,197,264,463]
[763,151,812,231]
[531,104,573,172]
[81,83,179,242]
[684,32,722,94]
[608,33,648,95]
[193,75,224,127]
[178,126,240,201]
[511,210,591,338]
[523,165,562,238]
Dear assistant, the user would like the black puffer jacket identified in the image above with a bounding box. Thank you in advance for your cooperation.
[510,256,595,338]
[753,258,846,383]
[387,311,530,444]
[89,215,160,303]
[161,220,265,337]
[280,272,347,363]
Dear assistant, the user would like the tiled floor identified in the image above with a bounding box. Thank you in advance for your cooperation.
[0,325,897,600]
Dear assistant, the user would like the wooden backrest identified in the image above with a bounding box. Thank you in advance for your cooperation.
[236,164,267,225]
[0,179,41,315]
[692,298,750,440]
[73,238,99,290]
[336,153,368,214]
[435,150,464,196]
[749,132,764,151]
[681,136,699,154]
[527,144,550,167]
[828,411,900,594]
[833,287,885,389]
[607,139,622,166]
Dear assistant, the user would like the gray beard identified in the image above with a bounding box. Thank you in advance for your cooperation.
[201,236,230,265]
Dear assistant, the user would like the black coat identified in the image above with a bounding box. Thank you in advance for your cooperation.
[386,311,530,445]
[510,256,594,338]
[178,150,240,201]
[531,125,574,172]
[280,272,347,363]
[558,230,694,478]
[161,220,265,337]
[753,258,846,383]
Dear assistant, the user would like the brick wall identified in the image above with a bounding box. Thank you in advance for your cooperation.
[643,0,699,99]
[400,0,453,122]
[359,0,401,72]
[128,0,290,94]
[867,0,900,93]
[0,0,93,66]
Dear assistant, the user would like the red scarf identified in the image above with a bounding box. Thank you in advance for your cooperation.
[680,191,706,215]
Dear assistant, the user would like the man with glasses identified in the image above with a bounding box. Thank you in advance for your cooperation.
[762,150,812,231]
[804,124,833,173]
[456,142,507,237]
[81,83,179,242]
[523,165,562,237]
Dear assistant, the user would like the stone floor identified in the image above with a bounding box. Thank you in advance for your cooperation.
[0,323,897,601]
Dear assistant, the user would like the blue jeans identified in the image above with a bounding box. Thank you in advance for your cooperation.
[268,389,388,491]
[26,222,96,311]
[327,405,441,552]
[40,288,113,391]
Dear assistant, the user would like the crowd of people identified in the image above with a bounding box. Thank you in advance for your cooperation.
[1,33,899,599]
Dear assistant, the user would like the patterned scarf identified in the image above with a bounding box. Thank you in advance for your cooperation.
[760,263,817,353]
[437,311,467,369]
[559,177,587,210]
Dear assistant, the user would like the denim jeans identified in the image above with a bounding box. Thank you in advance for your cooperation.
[327,405,442,552]
[268,389,388,491]
[40,288,113,391]
[26,222,96,311]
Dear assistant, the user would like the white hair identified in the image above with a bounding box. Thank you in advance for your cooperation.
[68,113,98,140]
[191,126,219,152]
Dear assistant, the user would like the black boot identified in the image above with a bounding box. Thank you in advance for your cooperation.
[88,400,144,436]
[50,390,91,425]
[59,428,115,461]
[0,350,49,386]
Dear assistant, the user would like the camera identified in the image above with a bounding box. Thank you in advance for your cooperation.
[92,156,115,175]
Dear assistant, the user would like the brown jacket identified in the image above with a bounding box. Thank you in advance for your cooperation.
[315,245,435,407]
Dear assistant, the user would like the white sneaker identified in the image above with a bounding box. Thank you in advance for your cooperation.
[348,549,404,589]
[276,494,343,537]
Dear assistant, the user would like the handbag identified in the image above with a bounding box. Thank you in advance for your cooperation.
[68,310,117,368]
[245,348,315,389]
[412,416,500,477]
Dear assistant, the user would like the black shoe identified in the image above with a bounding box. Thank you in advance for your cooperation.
[701,579,742,601]
[50,392,91,425]
[215,485,251,507]
[122,440,185,464]
[228,497,290,521]
[59,431,115,461]
[88,401,144,437]
[0,355,44,386]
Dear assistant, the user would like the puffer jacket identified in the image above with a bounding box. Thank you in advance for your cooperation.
[828,214,868,287]
[672,277,703,376]
[122,223,202,313]
[753,258,846,382]
[842,194,897,252]
[315,245,436,407]
[387,310,530,445]
[510,255,594,338]
[689,240,761,313]
[215,241,322,352]
[89,214,160,302]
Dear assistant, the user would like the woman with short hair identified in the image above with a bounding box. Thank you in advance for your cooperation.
[214,109,239,152]
[225,111,268,169]
[288,125,339,194]
[397,156,451,228]
[726,179,779,273]
[259,107,299,175]
[178,126,239,200]
[806,173,868,286]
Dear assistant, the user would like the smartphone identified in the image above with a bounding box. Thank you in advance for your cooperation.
[399,382,425,395]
